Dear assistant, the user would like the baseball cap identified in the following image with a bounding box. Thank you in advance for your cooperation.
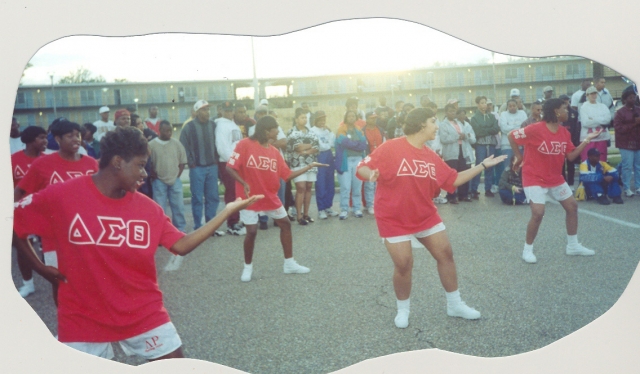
[559,94,570,101]
[259,99,269,106]
[543,86,553,92]
[255,105,268,113]
[447,98,459,105]
[586,86,598,95]
[193,99,209,112]
[486,99,493,105]
[99,106,110,114]
[510,88,520,97]
[114,109,131,121]
[365,111,378,119]
[587,148,600,157]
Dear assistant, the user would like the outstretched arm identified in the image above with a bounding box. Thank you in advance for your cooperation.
[453,155,506,187]
[566,129,602,162]
[170,196,262,255]
[286,162,329,181]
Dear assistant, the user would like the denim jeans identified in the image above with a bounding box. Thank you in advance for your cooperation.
[338,156,363,211]
[619,149,640,191]
[316,150,336,211]
[189,164,220,229]
[471,144,496,193]
[152,178,187,232]
[364,181,376,208]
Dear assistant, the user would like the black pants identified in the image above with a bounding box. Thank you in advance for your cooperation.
[445,145,470,200]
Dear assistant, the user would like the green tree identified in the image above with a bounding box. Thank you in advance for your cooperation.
[19,62,33,85]
[57,67,106,84]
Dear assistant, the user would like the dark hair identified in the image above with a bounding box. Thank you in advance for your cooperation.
[542,98,564,123]
[83,122,97,135]
[250,115,278,143]
[475,96,487,104]
[404,108,435,135]
[99,127,149,169]
[395,100,404,106]
[51,120,81,137]
[130,114,140,125]
[530,101,543,108]
[507,99,517,106]
[343,110,357,124]
[397,112,407,125]
[294,107,306,119]
[345,97,358,108]
[20,126,47,144]
[159,120,172,128]
[402,103,415,112]
[444,103,457,112]
[621,89,637,101]
[426,102,437,110]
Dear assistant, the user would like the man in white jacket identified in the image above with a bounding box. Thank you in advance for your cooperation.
[215,101,246,235]
[579,86,611,162]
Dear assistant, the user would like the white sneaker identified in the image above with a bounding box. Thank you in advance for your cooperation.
[491,184,499,194]
[625,189,634,197]
[367,207,375,215]
[339,211,348,220]
[318,210,328,219]
[18,283,35,298]
[447,301,481,319]
[283,259,310,274]
[354,210,363,218]
[164,255,184,271]
[213,230,226,237]
[433,196,448,204]
[394,309,410,328]
[241,264,253,282]
[227,224,246,236]
[325,209,339,217]
[566,243,595,256]
[522,249,537,264]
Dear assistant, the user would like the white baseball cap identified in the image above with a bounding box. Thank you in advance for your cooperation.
[98,106,110,114]
[510,88,520,97]
[193,99,210,112]
[259,99,269,106]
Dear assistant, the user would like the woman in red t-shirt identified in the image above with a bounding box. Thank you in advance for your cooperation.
[508,99,603,264]
[357,108,505,329]
[13,127,261,361]
[226,116,327,282]
[10,126,47,297]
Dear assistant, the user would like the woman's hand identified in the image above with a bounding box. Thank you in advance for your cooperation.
[585,128,603,142]
[481,154,507,168]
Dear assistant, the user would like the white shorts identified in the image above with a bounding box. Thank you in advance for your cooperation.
[62,322,182,360]
[240,206,288,225]
[384,222,446,244]
[43,251,58,268]
[291,166,317,183]
[523,182,573,205]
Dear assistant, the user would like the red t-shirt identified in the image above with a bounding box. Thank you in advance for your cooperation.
[13,176,185,343]
[364,126,384,153]
[17,152,99,253]
[227,138,291,211]
[11,150,40,188]
[511,122,576,187]
[356,137,458,237]
[17,152,99,195]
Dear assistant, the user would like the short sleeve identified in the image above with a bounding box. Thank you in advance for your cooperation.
[13,189,54,240]
[177,142,188,164]
[277,150,291,181]
[159,216,187,254]
[434,155,458,194]
[227,140,244,171]
[510,126,533,146]
[17,161,44,195]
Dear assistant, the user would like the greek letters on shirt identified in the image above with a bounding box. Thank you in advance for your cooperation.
[50,170,95,185]
[68,214,150,249]
[246,155,277,172]
[14,165,28,180]
[396,158,437,180]
[537,141,567,155]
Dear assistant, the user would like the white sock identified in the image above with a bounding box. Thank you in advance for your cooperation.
[244,263,253,269]
[22,278,34,287]
[396,298,410,311]
[284,258,295,265]
[567,235,578,246]
[524,243,534,252]
[445,290,462,305]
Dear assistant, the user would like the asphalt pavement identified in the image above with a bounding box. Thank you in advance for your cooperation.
[10,185,640,373]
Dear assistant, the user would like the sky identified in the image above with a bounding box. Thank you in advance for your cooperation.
[20,19,518,86]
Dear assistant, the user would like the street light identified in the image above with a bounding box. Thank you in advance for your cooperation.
[49,73,57,118]
[134,98,139,112]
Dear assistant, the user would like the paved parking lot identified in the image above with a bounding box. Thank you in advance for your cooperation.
[10,187,640,373]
